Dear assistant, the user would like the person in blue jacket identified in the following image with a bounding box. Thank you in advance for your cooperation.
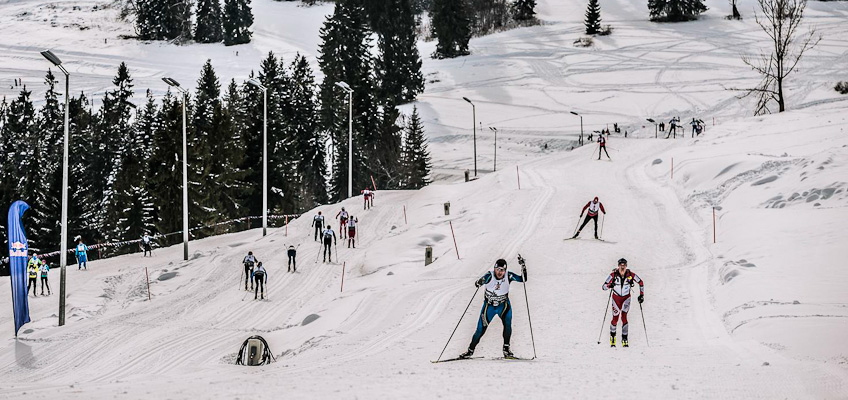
[75,238,89,270]
[459,258,527,359]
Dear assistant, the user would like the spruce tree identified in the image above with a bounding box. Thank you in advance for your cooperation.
[585,0,602,34]
[371,105,404,189]
[401,106,431,189]
[223,0,254,45]
[195,0,224,43]
[0,97,9,244]
[648,0,707,22]
[136,0,192,41]
[33,70,65,249]
[192,60,222,228]
[148,90,185,244]
[6,87,39,244]
[288,54,328,209]
[512,0,537,21]
[375,0,424,105]
[318,0,379,200]
[430,0,472,58]
[216,80,248,223]
[68,93,100,250]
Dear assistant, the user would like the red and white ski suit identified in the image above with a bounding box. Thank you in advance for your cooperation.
[602,269,644,336]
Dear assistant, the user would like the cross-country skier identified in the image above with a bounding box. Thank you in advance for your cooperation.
[602,258,644,347]
[573,197,606,239]
[40,257,50,295]
[598,135,611,160]
[252,262,267,300]
[666,117,680,139]
[142,233,153,257]
[287,245,297,272]
[312,211,325,241]
[75,238,89,270]
[336,208,349,238]
[459,259,528,359]
[322,225,337,263]
[347,216,359,248]
[243,251,258,290]
[27,254,40,297]
[362,189,374,210]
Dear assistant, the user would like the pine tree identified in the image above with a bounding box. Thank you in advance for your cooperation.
[0,97,9,245]
[585,0,602,34]
[318,0,380,200]
[68,93,100,251]
[375,0,424,105]
[431,0,472,58]
[223,0,254,45]
[215,80,248,224]
[648,0,707,22]
[511,0,537,21]
[401,106,431,189]
[192,60,221,229]
[195,0,224,43]
[371,105,404,189]
[5,87,39,244]
[136,0,192,41]
[288,54,328,209]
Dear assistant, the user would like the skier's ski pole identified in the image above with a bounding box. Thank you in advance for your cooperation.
[597,290,612,344]
[519,256,537,359]
[572,216,582,237]
[600,213,606,239]
[436,286,480,362]
[639,301,650,347]
[316,243,321,263]
[334,242,338,263]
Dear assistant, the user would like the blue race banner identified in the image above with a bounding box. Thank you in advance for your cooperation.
[8,200,31,336]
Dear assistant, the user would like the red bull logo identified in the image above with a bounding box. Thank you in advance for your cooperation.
[9,241,27,257]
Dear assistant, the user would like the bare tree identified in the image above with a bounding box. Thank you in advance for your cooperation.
[737,0,820,115]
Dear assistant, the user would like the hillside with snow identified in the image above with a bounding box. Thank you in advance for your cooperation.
[2,0,848,398]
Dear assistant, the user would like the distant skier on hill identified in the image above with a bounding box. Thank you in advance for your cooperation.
[312,211,325,241]
[336,207,349,239]
[602,258,644,347]
[75,238,89,270]
[252,262,267,300]
[287,245,297,273]
[597,135,611,160]
[322,225,337,263]
[142,233,153,257]
[573,197,606,239]
[346,215,358,248]
[40,257,51,296]
[243,251,258,291]
[459,258,528,360]
[362,189,374,210]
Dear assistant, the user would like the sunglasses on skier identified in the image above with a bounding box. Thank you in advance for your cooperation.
[494,266,507,272]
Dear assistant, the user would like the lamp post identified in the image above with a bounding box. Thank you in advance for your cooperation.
[570,111,583,146]
[162,77,189,261]
[247,79,268,237]
[646,118,657,139]
[40,49,70,327]
[489,127,497,172]
[335,81,353,198]
[462,97,477,176]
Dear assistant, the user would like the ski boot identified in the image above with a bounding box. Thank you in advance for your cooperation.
[503,344,515,358]
[610,334,616,347]
[595,234,599,240]
[459,348,474,359]
[622,335,629,348]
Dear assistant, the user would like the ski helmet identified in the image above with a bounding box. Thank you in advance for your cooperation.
[494,259,507,270]
[594,196,599,201]
[249,251,253,255]
[342,207,345,211]
[618,258,627,265]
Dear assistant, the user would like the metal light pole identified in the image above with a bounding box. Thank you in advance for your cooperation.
[462,97,477,176]
[41,50,70,326]
[162,77,189,261]
[489,127,498,171]
[570,111,583,146]
[247,79,268,236]
[336,82,353,198]
[647,118,657,138]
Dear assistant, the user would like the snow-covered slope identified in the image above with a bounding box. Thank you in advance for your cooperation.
[2,0,848,398]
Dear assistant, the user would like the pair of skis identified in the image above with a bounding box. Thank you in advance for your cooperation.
[431,356,532,363]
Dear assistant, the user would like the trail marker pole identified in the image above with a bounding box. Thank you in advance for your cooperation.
[516,166,521,190]
[285,215,288,236]
[145,267,151,301]
[341,262,345,292]
[671,157,674,180]
[713,207,716,244]
[403,205,408,225]
[449,221,460,260]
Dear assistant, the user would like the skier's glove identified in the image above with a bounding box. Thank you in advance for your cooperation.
[475,278,484,288]
[638,294,644,303]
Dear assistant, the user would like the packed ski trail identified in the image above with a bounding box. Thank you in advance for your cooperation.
[3,136,845,398]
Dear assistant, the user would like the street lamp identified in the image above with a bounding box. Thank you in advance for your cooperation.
[646,118,657,139]
[489,127,497,172]
[570,111,583,146]
[335,81,353,198]
[462,97,477,176]
[162,77,189,261]
[40,49,70,327]
[247,79,268,237]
